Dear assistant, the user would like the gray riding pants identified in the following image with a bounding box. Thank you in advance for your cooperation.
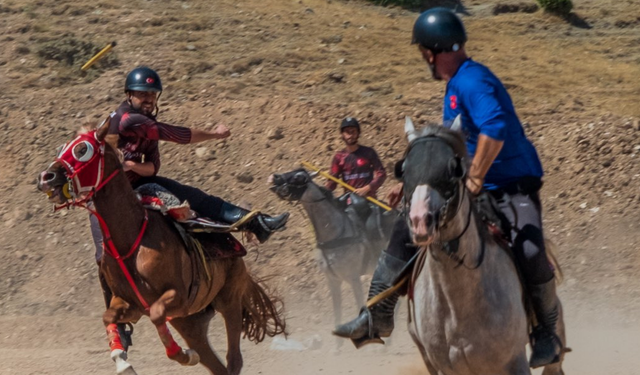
[385,191,554,285]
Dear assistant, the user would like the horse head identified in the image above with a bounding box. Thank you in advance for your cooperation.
[37,118,121,205]
[397,118,468,246]
[269,168,316,201]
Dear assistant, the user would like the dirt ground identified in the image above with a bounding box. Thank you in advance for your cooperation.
[1,0,639,373]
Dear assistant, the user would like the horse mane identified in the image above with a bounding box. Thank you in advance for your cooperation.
[417,125,468,159]
[78,121,122,162]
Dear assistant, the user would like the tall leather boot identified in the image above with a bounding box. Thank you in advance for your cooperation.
[529,278,563,368]
[332,252,406,346]
[219,202,289,243]
[99,273,133,351]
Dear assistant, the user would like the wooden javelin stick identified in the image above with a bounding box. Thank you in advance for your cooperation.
[81,41,117,71]
[301,161,393,212]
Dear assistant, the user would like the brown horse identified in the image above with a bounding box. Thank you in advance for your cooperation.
[37,120,286,375]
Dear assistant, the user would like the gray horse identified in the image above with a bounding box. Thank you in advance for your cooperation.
[400,122,566,375]
[269,169,396,335]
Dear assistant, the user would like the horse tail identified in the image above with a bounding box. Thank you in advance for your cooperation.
[241,276,287,343]
[545,238,564,285]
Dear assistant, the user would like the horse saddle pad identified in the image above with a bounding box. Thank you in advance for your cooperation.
[135,183,246,259]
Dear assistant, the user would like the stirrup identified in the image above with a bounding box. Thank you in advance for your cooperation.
[228,210,260,231]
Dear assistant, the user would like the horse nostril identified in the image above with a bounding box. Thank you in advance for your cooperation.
[42,172,56,183]
[426,213,434,228]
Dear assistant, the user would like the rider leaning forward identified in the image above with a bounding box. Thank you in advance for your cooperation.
[333,8,564,369]
[326,117,387,198]
[91,66,290,347]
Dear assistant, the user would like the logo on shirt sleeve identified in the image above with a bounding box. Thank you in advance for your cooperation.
[449,95,458,110]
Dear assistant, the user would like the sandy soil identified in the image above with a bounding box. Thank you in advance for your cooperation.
[1,0,639,373]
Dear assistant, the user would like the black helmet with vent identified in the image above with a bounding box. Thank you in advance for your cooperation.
[412,8,467,53]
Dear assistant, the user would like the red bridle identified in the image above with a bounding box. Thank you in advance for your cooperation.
[53,129,151,310]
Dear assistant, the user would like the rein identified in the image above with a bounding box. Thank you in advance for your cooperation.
[432,185,485,270]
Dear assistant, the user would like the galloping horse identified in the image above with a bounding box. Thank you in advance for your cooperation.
[398,122,566,375]
[37,120,285,375]
[269,169,396,336]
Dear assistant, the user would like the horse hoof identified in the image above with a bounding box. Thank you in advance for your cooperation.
[111,349,137,375]
[118,366,138,375]
[182,349,200,366]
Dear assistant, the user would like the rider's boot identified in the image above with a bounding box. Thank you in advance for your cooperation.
[332,251,406,347]
[219,202,289,243]
[99,273,133,351]
[529,278,563,368]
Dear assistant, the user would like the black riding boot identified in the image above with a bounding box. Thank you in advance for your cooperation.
[332,252,406,347]
[99,273,133,351]
[529,278,563,368]
[219,202,289,243]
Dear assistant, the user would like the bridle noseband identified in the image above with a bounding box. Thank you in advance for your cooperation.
[403,135,484,269]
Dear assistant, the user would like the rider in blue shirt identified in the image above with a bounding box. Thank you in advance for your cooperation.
[334,8,563,369]
[444,58,543,190]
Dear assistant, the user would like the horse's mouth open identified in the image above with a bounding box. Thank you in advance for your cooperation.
[45,185,67,204]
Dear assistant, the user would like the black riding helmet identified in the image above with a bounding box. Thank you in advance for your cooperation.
[412,8,467,53]
[124,66,163,93]
[340,117,360,132]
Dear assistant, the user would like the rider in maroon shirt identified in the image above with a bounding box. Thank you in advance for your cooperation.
[92,67,289,349]
[326,117,387,198]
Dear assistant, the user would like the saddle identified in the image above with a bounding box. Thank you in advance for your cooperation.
[338,193,397,243]
[135,183,247,260]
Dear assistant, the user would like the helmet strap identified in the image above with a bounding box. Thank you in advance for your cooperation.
[428,50,442,81]
[153,91,162,117]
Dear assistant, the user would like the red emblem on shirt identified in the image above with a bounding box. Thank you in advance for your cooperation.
[356,158,368,167]
[146,77,154,84]
[449,95,458,110]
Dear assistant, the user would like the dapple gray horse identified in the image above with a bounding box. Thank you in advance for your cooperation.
[269,169,396,338]
[399,119,566,375]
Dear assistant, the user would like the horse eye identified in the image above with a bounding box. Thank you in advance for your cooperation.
[72,141,95,162]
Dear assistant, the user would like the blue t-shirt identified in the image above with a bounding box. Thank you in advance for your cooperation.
[443,59,543,190]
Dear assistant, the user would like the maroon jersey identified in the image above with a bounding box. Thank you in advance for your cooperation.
[108,101,192,183]
[326,145,386,197]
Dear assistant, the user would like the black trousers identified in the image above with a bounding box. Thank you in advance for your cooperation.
[385,191,554,286]
[90,175,226,261]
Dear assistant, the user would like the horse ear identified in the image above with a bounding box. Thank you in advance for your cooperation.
[95,116,110,142]
[309,171,319,179]
[450,114,462,132]
[394,159,405,180]
[405,116,418,143]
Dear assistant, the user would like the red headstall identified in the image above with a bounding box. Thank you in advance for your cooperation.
[52,128,151,310]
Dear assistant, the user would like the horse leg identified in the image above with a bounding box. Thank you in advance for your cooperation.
[215,285,245,375]
[346,275,364,308]
[103,297,141,375]
[169,307,229,375]
[506,353,532,375]
[542,299,567,375]
[149,289,199,366]
[326,274,344,349]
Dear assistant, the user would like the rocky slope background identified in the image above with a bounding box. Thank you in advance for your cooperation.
[0,0,639,373]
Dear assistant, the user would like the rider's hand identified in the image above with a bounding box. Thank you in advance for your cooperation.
[353,185,371,197]
[387,182,404,208]
[466,176,484,196]
[213,123,231,139]
[122,160,136,172]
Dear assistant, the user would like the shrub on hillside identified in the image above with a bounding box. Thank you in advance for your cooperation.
[36,37,118,69]
[368,0,423,7]
[536,0,573,16]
